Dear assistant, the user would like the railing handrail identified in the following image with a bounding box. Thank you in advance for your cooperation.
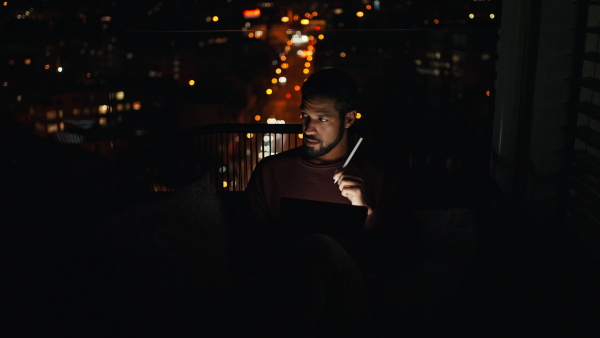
[115,123,462,195]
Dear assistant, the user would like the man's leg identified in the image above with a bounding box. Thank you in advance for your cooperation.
[282,234,371,337]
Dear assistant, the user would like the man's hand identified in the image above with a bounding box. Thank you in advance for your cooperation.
[333,170,373,215]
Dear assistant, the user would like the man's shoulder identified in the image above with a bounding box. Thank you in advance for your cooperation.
[251,147,303,175]
[258,147,303,165]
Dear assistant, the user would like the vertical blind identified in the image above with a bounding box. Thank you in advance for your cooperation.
[567,1,600,249]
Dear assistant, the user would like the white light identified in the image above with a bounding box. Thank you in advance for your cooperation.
[278,77,287,83]
[57,67,63,72]
[291,34,309,44]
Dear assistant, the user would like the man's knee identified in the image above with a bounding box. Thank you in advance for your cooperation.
[293,234,349,263]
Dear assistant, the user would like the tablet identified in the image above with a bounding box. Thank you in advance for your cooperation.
[279,197,368,238]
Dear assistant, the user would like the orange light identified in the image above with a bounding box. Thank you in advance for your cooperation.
[294,85,301,91]
[254,115,261,121]
[243,8,261,19]
[486,91,490,96]
[356,112,362,119]
[433,19,440,24]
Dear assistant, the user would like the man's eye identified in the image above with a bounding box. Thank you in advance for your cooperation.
[319,118,328,122]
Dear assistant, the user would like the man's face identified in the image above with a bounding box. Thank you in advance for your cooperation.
[300,97,347,158]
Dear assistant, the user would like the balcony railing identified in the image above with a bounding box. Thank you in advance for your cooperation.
[115,123,466,200]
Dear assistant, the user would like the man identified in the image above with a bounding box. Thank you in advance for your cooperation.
[241,68,406,337]
[246,67,386,232]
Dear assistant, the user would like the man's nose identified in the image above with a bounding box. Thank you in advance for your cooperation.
[303,119,317,134]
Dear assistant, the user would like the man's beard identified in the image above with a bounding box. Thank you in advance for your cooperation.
[302,122,345,158]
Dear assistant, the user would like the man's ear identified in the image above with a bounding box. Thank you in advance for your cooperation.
[344,110,357,128]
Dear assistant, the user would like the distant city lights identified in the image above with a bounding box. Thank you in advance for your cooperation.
[267,118,285,124]
[189,80,195,86]
[281,16,290,22]
[291,34,309,44]
[469,13,475,19]
[490,14,495,19]
[254,115,261,121]
[298,50,313,58]
[356,11,364,18]
[57,67,63,72]
[278,76,287,83]
[266,88,273,95]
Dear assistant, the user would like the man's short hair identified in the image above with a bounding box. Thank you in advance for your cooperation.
[301,68,359,116]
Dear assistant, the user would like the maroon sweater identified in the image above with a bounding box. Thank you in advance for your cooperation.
[245,147,385,234]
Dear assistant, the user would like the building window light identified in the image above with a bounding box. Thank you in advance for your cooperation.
[47,123,58,133]
[98,105,108,114]
[46,110,57,120]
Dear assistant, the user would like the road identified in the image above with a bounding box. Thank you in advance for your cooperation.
[258,22,316,124]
